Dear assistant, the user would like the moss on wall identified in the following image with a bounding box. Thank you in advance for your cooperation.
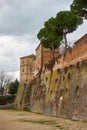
[15,59,87,120]
[30,59,87,120]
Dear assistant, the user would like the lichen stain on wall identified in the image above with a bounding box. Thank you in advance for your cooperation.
[30,59,87,120]
[14,34,87,121]
[44,70,59,103]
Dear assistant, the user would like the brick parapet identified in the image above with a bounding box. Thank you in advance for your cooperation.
[43,34,87,74]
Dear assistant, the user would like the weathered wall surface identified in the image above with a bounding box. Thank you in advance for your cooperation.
[20,55,35,83]
[35,44,59,71]
[30,60,87,120]
[46,34,87,72]
[15,34,87,120]
[15,82,32,110]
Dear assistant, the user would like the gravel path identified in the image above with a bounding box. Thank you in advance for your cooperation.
[0,110,87,130]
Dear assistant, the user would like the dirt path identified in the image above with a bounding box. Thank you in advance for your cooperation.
[0,110,87,130]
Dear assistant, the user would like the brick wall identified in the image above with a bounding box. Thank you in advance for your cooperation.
[30,60,87,120]
[35,44,59,72]
[29,34,87,119]
[44,34,87,73]
[20,55,35,83]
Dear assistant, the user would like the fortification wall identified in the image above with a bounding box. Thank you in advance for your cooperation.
[43,34,87,74]
[30,59,87,120]
[15,34,87,120]
[27,34,87,120]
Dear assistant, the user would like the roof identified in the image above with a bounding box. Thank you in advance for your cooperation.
[20,54,36,59]
[74,33,87,45]
[35,43,41,51]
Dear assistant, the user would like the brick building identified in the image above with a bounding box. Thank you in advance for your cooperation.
[34,44,59,75]
[29,34,87,119]
[16,33,87,118]
[20,34,87,83]
[20,54,35,84]
[20,44,59,83]
[50,33,87,71]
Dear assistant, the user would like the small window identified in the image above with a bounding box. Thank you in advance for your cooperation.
[22,68,24,72]
[26,79,27,82]
[46,77,48,82]
[29,67,32,73]
[22,61,24,64]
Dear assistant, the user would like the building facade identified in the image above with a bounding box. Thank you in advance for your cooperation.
[20,54,35,84]
[20,44,59,83]
[34,44,59,75]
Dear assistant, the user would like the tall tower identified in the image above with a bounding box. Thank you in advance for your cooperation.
[20,54,35,84]
[15,54,35,109]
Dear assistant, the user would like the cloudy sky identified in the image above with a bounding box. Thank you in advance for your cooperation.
[0,0,87,80]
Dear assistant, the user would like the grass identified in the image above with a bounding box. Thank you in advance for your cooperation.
[56,125,64,129]
[70,118,79,122]
[19,118,56,125]
[18,118,68,130]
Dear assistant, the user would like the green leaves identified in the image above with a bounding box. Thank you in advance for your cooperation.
[55,11,83,48]
[71,0,87,18]
[56,11,83,34]
[8,79,19,95]
[37,17,63,50]
[37,1,84,51]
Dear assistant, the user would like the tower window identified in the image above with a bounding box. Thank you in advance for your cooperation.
[29,67,32,73]
[22,68,24,72]
[22,61,24,64]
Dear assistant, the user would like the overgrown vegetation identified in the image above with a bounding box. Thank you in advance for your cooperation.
[37,2,83,54]
[19,119,56,125]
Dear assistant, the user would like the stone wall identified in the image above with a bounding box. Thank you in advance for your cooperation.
[15,34,87,120]
[27,34,87,120]
[43,34,87,73]
[30,59,87,120]
[35,44,59,71]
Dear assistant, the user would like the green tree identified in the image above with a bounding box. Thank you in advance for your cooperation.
[8,79,19,95]
[56,11,83,48]
[70,0,87,19]
[37,17,63,58]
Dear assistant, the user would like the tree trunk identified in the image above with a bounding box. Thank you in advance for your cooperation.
[84,13,87,19]
[38,45,43,78]
[51,42,55,59]
[63,33,68,49]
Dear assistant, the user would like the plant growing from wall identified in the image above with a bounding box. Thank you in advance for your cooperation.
[37,17,63,59]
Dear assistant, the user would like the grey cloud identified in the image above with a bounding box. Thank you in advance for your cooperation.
[1,0,81,78]
[0,34,38,73]
[0,56,19,72]
[0,0,73,36]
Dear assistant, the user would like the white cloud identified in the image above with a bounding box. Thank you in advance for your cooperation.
[7,71,20,81]
[0,0,72,35]
[11,71,20,81]
[67,19,87,43]
[0,35,38,72]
